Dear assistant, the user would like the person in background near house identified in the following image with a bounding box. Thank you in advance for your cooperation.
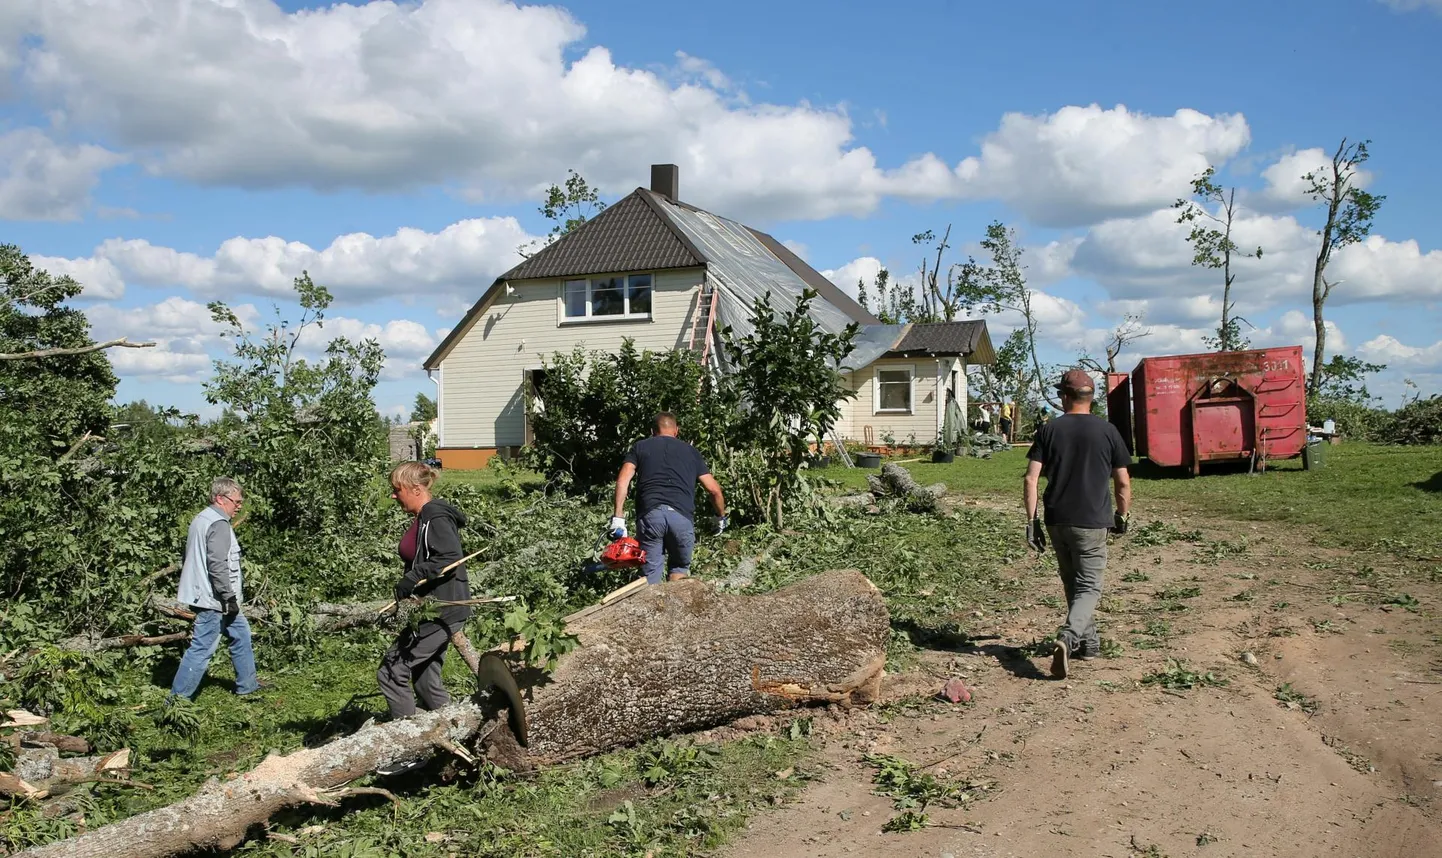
[999,401,1014,443]
[975,403,992,434]
[168,477,264,702]
[611,412,727,585]
[378,462,471,722]
[1023,369,1132,680]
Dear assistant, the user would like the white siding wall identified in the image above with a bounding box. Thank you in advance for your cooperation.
[439,268,706,448]
[838,357,967,447]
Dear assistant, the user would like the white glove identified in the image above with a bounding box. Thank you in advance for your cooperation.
[608,516,627,539]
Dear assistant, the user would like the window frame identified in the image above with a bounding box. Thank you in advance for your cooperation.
[559,273,655,323]
[873,364,916,415]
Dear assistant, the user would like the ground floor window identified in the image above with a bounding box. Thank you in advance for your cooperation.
[875,366,914,413]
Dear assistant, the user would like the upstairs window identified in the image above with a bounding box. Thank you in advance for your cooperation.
[562,273,653,321]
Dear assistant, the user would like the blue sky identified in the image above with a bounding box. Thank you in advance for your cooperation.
[4,0,1440,420]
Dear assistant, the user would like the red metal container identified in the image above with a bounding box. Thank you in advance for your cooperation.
[1107,346,1307,474]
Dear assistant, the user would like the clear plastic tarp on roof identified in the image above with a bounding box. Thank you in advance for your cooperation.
[656,203,857,358]
[841,323,908,373]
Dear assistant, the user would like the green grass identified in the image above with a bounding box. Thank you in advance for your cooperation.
[814,443,1442,559]
[10,480,1032,856]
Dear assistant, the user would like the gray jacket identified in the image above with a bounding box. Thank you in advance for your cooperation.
[176,504,242,611]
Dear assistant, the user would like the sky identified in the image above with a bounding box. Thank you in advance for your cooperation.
[4,0,1440,421]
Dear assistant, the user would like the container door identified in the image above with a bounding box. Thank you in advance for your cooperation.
[1106,372,1133,453]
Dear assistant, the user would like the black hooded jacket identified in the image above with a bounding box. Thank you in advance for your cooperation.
[398,499,473,627]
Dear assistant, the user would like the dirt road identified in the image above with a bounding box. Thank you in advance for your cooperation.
[723,508,1442,858]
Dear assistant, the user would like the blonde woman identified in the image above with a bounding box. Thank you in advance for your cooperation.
[377,462,472,720]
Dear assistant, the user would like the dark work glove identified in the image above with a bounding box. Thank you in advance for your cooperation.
[1111,512,1129,535]
[1026,518,1047,552]
[394,578,417,602]
[222,596,240,617]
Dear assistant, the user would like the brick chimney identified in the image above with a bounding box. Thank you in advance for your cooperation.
[650,164,679,201]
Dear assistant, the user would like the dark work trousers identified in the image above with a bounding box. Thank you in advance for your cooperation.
[377,620,453,718]
[1047,525,1108,653]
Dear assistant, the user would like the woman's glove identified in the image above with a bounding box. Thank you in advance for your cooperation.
[394,578,417,602]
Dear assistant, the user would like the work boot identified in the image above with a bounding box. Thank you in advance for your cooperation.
[1075,641,1101,661]
[1050,640,1069,680]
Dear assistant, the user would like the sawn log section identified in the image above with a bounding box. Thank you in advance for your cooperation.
[483,568,890,768]
[15,569,889,858]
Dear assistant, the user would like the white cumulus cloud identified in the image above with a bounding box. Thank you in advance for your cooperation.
[29,253,127,299]
[947,105,1251,228]
[56,217,539,304]
[1358,334,1442,371]
[0,128,124,222]
[6,3,1262,225]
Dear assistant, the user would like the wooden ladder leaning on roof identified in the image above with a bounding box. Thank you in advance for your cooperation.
[689,282,719,367]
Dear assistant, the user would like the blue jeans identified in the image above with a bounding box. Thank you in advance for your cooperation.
[638,506,695,585]
[169,609,259,698]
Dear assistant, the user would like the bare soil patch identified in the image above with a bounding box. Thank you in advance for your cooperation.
[723,506,1442,858]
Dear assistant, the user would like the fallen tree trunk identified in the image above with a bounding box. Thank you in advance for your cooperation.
[145,595,392,632]
[14,706,487,858]
[866,463,946,512]
[1,746,133,800]
[20,569,888,857]
[480,568,889,769]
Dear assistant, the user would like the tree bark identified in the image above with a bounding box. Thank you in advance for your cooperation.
[0,338,155,361]
[866,463,946,512]
[14,706,489,858]
[145,595,392,632]
[19,569,888,857]
[480,569,889,769]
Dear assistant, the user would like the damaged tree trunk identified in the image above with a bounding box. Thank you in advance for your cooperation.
[14,706,488,858]
[480,568,889,769]
[19,569,888,858]
[145,596,393,632]
[864,463,947,512]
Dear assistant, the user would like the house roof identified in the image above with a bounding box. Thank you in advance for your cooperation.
[424,185,876,370]
[892,321,993,359]
[501,191,705,281]
[841,320,996,372]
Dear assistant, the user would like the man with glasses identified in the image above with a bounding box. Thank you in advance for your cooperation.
[167,477,264,701]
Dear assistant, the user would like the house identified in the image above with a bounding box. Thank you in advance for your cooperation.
[423,165,994,469]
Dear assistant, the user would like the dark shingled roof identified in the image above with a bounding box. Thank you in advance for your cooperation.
[888,321,996,364]
[501,191,704,281]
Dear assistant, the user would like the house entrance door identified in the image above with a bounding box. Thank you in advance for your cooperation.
[523,369,548,447]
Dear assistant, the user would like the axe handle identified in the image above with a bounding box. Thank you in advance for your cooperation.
[376,547,488,615]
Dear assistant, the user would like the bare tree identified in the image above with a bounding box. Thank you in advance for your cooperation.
[1078,313,1151,374]
[911,225,983,322]
[1304,139,1384,396]
[1173,167,1261,352]
[957,222,1056,406]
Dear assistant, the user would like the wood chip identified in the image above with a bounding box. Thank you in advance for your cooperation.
[2,709,48,728]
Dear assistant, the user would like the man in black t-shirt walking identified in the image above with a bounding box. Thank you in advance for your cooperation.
[612,413,728,585]
[1023,369,1133,679]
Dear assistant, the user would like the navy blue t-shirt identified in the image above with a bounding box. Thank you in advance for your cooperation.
[624,435,710,519]
[1027,413,1132,529]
